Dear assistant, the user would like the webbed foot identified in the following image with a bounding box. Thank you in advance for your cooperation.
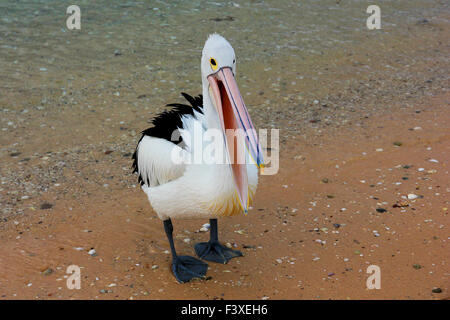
[195,241,243,264]
[172,255,208,283]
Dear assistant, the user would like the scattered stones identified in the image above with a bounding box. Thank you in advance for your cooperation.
[431,288,442,294]
[199,223,210,232]
[376,208,387,213]
[88,249,97,256]
[393,141,402,146]
[412,264,422,270]
[407,194,419,200]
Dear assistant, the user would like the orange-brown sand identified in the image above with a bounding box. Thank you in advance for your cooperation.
[0,94,448,300]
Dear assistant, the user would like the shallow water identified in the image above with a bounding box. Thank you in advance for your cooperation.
[1,0,448,100]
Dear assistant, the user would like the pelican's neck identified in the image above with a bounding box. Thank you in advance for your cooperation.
[202,79,221,130]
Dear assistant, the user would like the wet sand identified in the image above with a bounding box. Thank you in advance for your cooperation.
[0,1,449,300]
[0,93,448,300]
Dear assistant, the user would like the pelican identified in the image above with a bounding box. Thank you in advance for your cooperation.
[132,34,263,283]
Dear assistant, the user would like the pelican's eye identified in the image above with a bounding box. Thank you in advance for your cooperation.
[209,58,218,71]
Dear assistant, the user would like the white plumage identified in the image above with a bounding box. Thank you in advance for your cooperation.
[136,111,258,220]
[136,135,186,187]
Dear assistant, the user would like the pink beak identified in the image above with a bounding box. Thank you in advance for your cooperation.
[208,67,263,214]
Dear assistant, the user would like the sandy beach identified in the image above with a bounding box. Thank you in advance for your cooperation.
[0,1,449,299]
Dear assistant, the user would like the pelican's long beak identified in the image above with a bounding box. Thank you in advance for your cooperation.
[207,67,263,214]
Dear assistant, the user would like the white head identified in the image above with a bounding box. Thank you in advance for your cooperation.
[201,34,236,81]
[199,34,263,214]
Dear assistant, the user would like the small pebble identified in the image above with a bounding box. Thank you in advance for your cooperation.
[40,202,53,210]
[43,268,53,276]
[407,194,419,200]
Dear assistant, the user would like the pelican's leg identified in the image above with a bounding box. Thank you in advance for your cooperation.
[163,219,208,283]
[195,219,243,264]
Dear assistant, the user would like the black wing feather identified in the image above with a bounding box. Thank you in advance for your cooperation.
[131,92,203,185]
